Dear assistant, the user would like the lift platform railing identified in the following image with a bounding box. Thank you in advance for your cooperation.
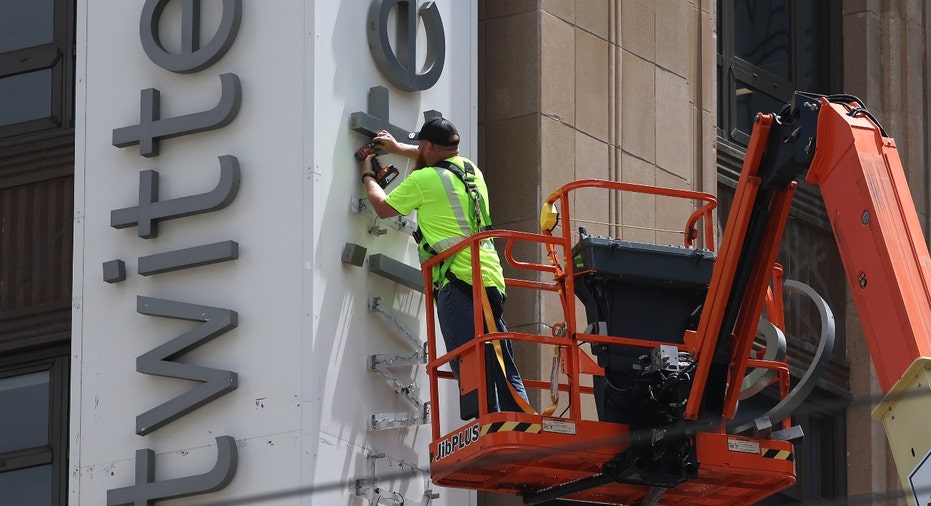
[420,179,799,504]
[540,178,719,250]
[422,228,569,437]
[423,180,719,434]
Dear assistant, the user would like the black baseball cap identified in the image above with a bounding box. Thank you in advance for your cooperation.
[408,118,460,146]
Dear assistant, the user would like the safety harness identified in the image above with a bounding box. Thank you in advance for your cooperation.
[412,159,494,288]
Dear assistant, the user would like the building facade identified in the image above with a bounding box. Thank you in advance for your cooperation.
[481,1,929,504]
[0,1,929,505]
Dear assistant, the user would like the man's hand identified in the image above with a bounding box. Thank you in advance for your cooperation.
[373,131,400,154]
[359,153,376,179]
[374,130,418,160]
[358,151,400,219]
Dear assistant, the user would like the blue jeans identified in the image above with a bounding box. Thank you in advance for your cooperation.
[436,280,529,419]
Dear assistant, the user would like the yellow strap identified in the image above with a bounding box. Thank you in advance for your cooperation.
[479,283,537,415]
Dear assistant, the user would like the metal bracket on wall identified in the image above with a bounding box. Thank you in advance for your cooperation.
[351,196,418,236]
[369,296,423,351]
[354,451,439,505]
[368,296,431,430]
[371,405,430,431]
[370,350,425,410]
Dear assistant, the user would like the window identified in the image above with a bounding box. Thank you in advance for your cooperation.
[0,0,75,141]
[717,0,842,146]
[0,2,76,506]
[0,354,69,506]
[747,393,848,505]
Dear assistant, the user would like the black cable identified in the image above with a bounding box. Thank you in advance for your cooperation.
[178,382,931,505]
[186,386,927,506]
[823,94,889,137]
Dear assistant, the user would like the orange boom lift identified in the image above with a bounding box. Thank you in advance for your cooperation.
[422,92,931,504]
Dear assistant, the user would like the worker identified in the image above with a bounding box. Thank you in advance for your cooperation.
[358,117,530,419]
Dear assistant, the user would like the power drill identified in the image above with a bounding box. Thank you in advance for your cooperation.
[355,141,399,189]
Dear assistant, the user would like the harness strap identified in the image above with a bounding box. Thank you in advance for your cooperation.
[479,279,537,415]
[434,160,493,231]
[415,160,494,269]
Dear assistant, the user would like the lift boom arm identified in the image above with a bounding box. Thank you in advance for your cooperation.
[694,92,931,503]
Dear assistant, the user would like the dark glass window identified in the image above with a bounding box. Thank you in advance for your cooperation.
[0,69,54,127]
[0,0,55,52]
[0,0,74,141]
[0,464,53,505]
[0,357,69,506]
[717,0,841,146]
[734,80,785,136]
[0,371,51,453]
[734,0,791,80]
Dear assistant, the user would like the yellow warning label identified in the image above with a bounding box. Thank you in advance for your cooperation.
[762,449,794,461]
[480,421,542,436]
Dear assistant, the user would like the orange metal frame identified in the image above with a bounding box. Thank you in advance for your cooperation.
[684,114,800,423]
[422,180,798,505]
[805,97,931,393]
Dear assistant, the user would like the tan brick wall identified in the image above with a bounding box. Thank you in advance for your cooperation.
[476,1,929,504]
[478,2,715,503]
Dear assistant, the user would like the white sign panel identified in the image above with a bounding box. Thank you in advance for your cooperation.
[910,449,931,506]
[72,1,476,505]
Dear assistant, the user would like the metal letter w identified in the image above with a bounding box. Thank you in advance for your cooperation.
[135,296,239,436]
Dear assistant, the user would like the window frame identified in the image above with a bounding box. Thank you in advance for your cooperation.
[717,0,843,146]
[0,348,70,506]
[0,0,75,144]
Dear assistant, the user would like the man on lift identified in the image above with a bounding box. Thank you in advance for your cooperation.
[358,117,531,419]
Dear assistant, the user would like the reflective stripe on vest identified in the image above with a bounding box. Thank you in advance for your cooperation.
[418,166,493,263]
